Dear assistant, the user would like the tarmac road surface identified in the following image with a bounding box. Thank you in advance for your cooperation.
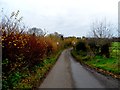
[39,48,119,88]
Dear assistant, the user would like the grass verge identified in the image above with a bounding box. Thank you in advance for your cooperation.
[15,50,63,89]
[71,50,120,79]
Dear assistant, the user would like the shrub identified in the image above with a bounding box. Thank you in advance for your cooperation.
[88,41,99,55]
[101,43,111,58]
[75,40,87,52]
[1,11,63,89]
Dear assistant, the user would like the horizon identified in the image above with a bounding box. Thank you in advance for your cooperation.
[0,0,119,37]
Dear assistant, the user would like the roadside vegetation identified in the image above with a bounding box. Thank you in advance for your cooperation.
[72,39,120,78]
[87,42,120,74]
[1,10,119,89]
[1,11,77,89]
[72,19,120,79]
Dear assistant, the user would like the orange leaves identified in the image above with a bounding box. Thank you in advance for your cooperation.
[2,29,62,73]
[1,11,64,89]
[2,26,64,89]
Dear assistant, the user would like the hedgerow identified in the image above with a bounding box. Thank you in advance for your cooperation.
[1,11,63,89]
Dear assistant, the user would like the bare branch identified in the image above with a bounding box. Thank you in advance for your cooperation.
[90,19,113,38]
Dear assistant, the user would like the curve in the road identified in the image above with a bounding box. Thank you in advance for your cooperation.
[39,48,119,88]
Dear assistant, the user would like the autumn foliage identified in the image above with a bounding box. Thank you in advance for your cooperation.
[1,11,63,89]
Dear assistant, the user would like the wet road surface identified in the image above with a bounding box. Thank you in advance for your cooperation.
[39,48,119,88]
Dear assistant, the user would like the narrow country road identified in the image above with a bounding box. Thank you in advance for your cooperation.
[39,48,119,88]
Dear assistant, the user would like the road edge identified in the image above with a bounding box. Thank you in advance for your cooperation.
[33,50,64,89]
[70,50,120,80]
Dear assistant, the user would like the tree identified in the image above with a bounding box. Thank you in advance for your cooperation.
[48,32,64,40]
[1,10,24,34]
[89,19,113,58]
[90,19,113,38]
[54,32,64,40]
[28,27,46,36]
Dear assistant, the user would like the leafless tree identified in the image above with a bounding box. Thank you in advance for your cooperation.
[88,19,115,58]
[90,19,113,38]
[28,27,46,36]
[0,10,24,34]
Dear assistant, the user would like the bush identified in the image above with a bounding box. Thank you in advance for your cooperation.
[75,40,87,52]
[101,43,111,58]
[88,40,99,55]
[87,38,111,58]
[1,11,63,89]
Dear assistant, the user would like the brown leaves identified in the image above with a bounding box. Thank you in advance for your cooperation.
[2,29,62,73]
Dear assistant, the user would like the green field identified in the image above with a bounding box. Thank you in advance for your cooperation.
[86,42,120,74]
[85,56,119,74]
[110,42,120,58]
[72,42,120,75]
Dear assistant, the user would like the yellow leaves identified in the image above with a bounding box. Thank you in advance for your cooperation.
[21,40,24,44]
[14,43,16,46]
[13,40,16,43]
[3,30,64,87]
[8,42,12,45]
[2,38,4,41]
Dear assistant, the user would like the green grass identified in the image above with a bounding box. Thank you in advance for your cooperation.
[85,56,119,74]
[110,42,120,58]
[15,50,63,89]
[72,42,120,75]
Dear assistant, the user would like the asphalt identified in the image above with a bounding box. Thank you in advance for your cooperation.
[39,48,119,88]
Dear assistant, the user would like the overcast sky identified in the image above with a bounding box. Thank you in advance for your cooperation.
[0,0,119,37]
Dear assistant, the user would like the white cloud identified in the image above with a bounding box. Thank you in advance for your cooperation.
[0,0,119,37]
